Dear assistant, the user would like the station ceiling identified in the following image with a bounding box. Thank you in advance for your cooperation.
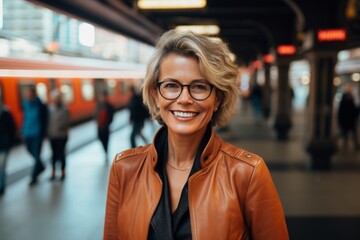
[27,0,358,64]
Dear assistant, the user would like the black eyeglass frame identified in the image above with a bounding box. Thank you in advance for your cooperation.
[156,80,215,101]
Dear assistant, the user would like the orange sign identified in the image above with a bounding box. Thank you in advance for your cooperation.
[317,29,346,42]
[277,45,296,55]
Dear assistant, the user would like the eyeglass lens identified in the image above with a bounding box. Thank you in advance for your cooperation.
[158,81,213,100]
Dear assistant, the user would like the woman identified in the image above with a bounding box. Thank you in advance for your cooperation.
[104,29,288,239]
[48,90,70,180]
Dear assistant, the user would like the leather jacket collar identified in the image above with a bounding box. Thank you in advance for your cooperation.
[147,124,221,171]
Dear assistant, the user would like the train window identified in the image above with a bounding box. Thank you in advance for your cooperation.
[81,79,95,101]
[120,80,129,94]
[18,81,48,105]
[60,80,74,104]
[106,79,116,96]
[36,83,48,103]
[18,81,35,108]
[50,79,57,91]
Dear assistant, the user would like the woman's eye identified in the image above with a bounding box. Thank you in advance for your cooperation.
[163,83,179,89]
[192,84,207,90]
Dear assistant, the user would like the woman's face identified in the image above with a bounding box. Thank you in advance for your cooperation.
[154,53,220,137]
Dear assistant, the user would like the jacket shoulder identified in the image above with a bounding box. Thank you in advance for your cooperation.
[114,145,151,162]
[220,141,262,167]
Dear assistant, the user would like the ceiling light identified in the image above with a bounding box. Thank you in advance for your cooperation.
[175,25,220,35]
[138,0,206,9]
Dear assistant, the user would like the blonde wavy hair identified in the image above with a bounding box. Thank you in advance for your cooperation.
[141,29,240,127]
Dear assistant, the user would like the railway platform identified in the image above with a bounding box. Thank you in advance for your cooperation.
[1,102,360,240]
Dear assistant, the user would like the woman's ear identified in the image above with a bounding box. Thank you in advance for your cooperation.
[150,87,159,107]
[215,93,222,111]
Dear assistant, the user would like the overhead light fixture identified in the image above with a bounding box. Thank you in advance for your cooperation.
[175,25,220,35]
[138,0,206,9]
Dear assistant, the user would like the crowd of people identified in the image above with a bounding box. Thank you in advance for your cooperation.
[0,76,359,195]
[0,85,151,193]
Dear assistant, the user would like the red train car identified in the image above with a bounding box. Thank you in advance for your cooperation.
[0,57,145,131]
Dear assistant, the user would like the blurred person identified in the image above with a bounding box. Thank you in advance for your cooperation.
[0,102,16,194]
[95,91,114,161]
[48,90,70,181]
[128,85,149,148]
[337,88,359,150]
[250,83,263,123]
[22,86,48,186]
[104,30,288,239]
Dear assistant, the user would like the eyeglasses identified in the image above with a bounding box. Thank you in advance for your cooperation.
[156,80,215,101]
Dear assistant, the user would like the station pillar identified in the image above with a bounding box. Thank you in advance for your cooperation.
[262,62,272,119]
[274,56,292,140]
[304,50,338,169]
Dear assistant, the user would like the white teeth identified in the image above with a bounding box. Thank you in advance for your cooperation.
[173,111,196,118]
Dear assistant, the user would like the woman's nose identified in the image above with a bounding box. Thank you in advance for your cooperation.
[177,87,193,104]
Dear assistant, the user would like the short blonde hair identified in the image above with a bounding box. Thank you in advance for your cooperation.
[141,29,239,127]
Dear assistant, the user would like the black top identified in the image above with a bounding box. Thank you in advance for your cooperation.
[95,101,114,129]
[0,107,16,150]
[129,93,149,123]
[148,124,211,240]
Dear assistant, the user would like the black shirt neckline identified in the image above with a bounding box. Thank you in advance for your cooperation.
[148,124,212,240]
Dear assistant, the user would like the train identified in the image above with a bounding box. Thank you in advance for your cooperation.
[0,56,146,131]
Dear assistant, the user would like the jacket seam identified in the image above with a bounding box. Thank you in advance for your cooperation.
[219,149,258,167]
[115,147,150,162]
[242,155,261,232]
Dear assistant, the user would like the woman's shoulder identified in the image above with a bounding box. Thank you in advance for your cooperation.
[219,140,264,167]
[113,144,152,165]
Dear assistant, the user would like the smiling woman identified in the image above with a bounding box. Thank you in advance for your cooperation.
[104,29,289,240]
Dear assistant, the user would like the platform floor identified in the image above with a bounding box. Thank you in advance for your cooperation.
[1,102,360,240]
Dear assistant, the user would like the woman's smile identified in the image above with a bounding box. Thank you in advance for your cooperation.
[172,110,198,119]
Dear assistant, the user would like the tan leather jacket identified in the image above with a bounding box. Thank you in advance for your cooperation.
[104,128,289,240]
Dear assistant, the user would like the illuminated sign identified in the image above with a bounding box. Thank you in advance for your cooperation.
[317,29,346,42]
[252,60,262,69]
[277,45,296,55]
[263,54,275,63]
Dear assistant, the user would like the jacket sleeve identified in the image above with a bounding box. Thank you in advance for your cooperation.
[104,160,120,240]
[244,158,289,240]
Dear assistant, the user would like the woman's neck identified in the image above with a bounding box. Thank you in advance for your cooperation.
[166,129,206,167]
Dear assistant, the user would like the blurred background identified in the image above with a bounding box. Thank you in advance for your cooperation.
[0,0,359,239]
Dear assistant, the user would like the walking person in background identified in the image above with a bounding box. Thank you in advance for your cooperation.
[104,29,288,239]
[337,87,359,150]
[128,85,149,148]
[0,102,16,194]
[95,91,114,161]
[48,90,70,181]
[22,86,48,186]
[250,83,263,124]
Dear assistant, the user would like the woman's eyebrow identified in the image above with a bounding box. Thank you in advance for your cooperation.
[191,79,208,83]
[160,78,207,83]
[160,78,179,82]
